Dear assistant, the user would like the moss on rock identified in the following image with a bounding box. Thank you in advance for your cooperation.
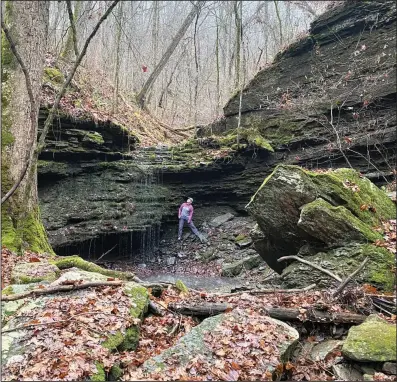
[43,67,65,84]
[308,168,396,226]
[102,331,124,350]
[1,286,14,295]
[11,262,60,284]
[342,315,396,362]
[175,279,189,294]
[102,283,148,352]
[91,362,106,381]
[109,365,123,380]
[51,256,135,280]
[281,243,395,291]
[82,131,105,145]
[123,283,149,318]
[298,198,382,246]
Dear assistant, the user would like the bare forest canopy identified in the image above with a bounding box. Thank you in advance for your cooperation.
[48,0,332,127]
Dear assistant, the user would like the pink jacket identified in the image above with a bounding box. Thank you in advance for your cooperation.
[178,202,194,222]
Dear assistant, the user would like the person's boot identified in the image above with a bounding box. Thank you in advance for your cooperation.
[198,234,206,243]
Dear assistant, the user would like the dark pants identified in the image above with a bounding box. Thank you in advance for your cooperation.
[178,217,200,238]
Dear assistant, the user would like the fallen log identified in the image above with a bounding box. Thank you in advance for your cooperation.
[265,307,366,324]
[168,302,231,317]
[148,300,164,316]
[1,281,123,302]
[211,283,316,298]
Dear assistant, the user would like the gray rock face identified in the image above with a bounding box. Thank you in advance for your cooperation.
[332,364,363,381]
[209,213,235,228]
[280,244,395,290]
[310,340,343,362]
[221,254,263,276]
[166,256,176,266]
[382,362,397,375]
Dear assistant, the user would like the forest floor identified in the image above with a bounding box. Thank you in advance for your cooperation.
[2,242,396,381]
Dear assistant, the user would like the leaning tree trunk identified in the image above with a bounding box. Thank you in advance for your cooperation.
[136,1,205,109]
[1,1,54,255]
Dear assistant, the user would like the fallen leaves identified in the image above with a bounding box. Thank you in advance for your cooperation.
[374,219,396,254]
[2,284,136,381]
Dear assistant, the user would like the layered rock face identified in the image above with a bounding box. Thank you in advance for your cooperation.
[38,1,396,261]
[198,0,396,179]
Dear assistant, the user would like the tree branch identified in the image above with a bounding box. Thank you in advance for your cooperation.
[332,257,369,297]
[278,255,342,282]
[1,281,123,302]
[2,311,109,334]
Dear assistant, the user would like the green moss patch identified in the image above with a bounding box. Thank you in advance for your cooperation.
[43,67,65,84]
[1,206,55,255]
[82,131,105,145]
[11,262,60,284]
[307,168,396,226]
[175,279,189,294]
[298,198,382,246]
[342,315,396,362]
[91,362,106,381]
[51,255,135,280]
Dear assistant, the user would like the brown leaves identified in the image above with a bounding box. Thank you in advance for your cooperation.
[29,256,41,262]
[2,284,135,381]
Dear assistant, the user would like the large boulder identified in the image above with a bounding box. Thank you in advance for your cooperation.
[246,165,396,275]
[280,244,395,291]
[135,308,299,380]
[342,315,396,362]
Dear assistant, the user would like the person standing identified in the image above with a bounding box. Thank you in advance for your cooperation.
[178,197,203,242]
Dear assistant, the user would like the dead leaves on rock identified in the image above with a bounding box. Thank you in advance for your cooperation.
[2,286,133,381]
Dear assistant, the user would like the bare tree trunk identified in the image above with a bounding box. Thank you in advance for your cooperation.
[273,0,283,48]
[233,0,242,91]
[1,1,53,254]
[193,8,200,135]
[215,23,221,115]
[136,1,205,109]
[61,0,81,60]
[112,2,123,115]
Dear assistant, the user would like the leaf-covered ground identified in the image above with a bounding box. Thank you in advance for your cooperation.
[2,247,396,381]
[41,54,190,147]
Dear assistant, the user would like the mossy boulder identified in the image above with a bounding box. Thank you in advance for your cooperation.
[10,262,60,284]
[246,165,396,274]
[298,198,382,246]
[281,244,395,291]
[342,315,396,362]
